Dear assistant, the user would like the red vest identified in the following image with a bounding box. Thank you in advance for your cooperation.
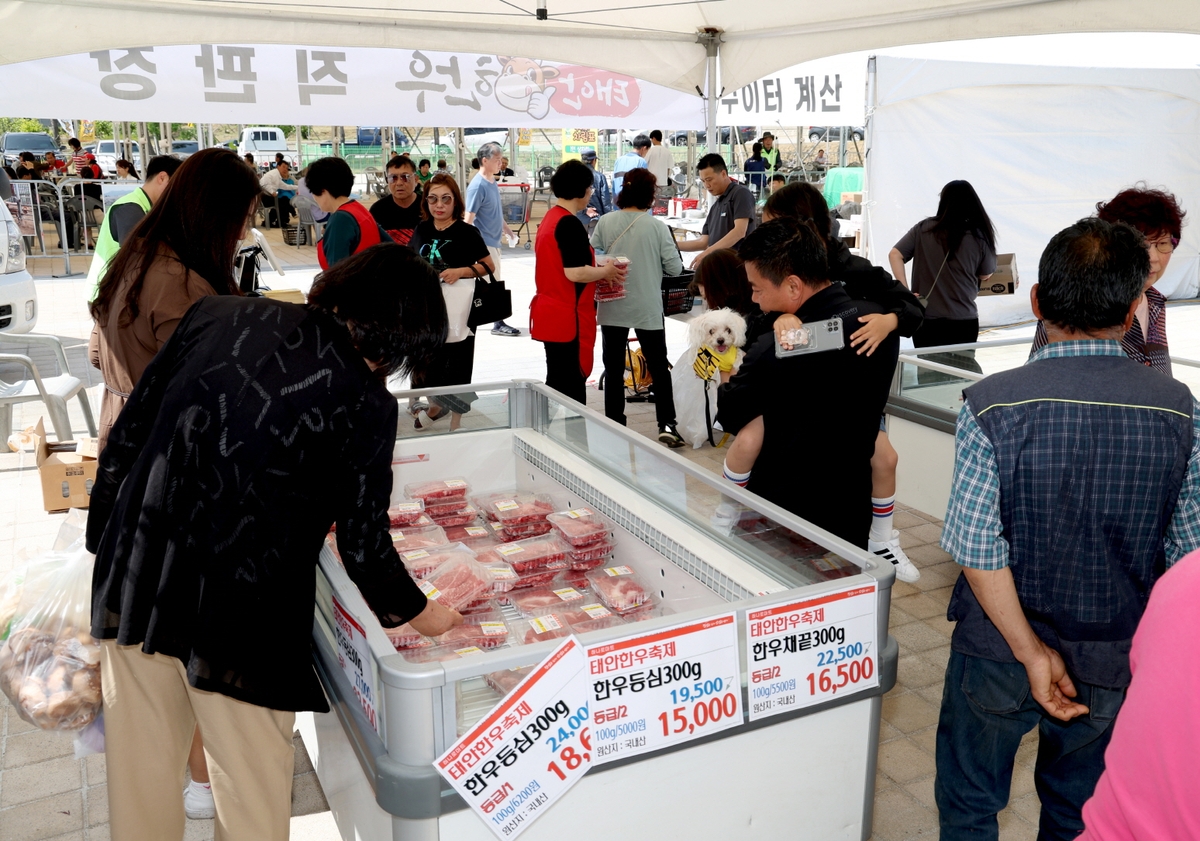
[317,200,383,269]
[531,205,597,375]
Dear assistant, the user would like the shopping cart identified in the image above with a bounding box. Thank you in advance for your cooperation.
[498,181,534,249]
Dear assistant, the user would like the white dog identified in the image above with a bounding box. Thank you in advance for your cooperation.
[672,308,748,448]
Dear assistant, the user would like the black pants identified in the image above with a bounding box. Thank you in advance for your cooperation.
[543,338,588,405]
[913,317,982,381]
[601,325,675,428]
[275,195,294,227]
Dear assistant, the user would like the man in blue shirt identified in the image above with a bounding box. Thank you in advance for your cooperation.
[935,217,1200,840]
[612,134,650,200]
[576,148,612,232]
[465,141,520,336]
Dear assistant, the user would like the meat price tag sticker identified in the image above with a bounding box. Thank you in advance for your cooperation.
[436,637,593,840]
[331,595,379,736]
[745,582,878,722]
[585,613,741,765]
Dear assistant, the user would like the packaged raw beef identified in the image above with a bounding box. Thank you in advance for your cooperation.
[404,478,470,503]
[460,596,499,615]
[546,509,611,547]
[478,559,518,593]
[521,613,571,645]
[571,614,629,634]
[585,566,656,614]
[398,544,475,580]
[477,535,569,574]
[428,504,479,528]
[492,494,555,526]
[534,602,616,627]
[471,490,520,521]
[552,568,591,591]
[442,522,495,547]
[501,521,554,540]
[484,666,535,696]
[425,498,470,518]
[419,556,495,612]
[509,585,588,617]
[567,535,616,565]
[385,624,432,651]
[387,499,426,527]
[390,524,449,552]
[435,619,513,650]
[504,561,569,593]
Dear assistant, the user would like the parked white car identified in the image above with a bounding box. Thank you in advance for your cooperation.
[90,140,143,176]
[237,127,298,168]
[0,198,37,333]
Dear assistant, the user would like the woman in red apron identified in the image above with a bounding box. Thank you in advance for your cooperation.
[531,160,627,403]
[306,157,387,269]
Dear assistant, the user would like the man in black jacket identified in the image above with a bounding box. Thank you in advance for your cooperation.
[86,244,460,841]
[717,219,899,548]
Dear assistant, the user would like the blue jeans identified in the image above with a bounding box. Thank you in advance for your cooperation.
[934,650,1125,841]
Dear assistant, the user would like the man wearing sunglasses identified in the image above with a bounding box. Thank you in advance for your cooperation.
[370,155,422,247]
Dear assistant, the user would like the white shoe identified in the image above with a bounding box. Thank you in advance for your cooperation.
[869,530,921,583]
[184,781,216,820]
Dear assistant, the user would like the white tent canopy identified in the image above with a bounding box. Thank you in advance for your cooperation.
[5,0,1200,96]
[864,55,1200,327]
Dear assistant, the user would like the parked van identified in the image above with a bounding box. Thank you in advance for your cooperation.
[0,197,38,333]
[237,127,297,167]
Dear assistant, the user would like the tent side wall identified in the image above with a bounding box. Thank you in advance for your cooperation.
[865,57,1200,327]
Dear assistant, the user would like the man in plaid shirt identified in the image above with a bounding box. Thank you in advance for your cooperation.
[934,217,1200,841]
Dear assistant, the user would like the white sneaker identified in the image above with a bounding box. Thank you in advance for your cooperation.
[869,530,921,583]
[184,781,215,820]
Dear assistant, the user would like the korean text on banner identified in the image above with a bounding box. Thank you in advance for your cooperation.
[437,637,593,840]
[745,582,878,722]
[586,613,742,764]
[331,594,379,735]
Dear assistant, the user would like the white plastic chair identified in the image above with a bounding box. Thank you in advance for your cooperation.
[293,197,325,250]
[0,333,96,442]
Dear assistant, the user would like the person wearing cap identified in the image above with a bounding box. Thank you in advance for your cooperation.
[576,149,612,232]
[761,133,781,171]
[612,134,650,200]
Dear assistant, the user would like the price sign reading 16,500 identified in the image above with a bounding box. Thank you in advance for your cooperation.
[806,655,874,696]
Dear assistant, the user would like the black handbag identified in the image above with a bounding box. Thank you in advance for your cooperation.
[465,265,513,328]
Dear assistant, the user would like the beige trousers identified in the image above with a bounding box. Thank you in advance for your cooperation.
[100,641,296,841]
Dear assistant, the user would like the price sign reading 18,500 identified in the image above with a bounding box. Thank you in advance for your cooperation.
[745,583,878,722]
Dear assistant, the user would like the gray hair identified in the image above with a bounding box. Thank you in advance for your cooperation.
[478,142,503,161]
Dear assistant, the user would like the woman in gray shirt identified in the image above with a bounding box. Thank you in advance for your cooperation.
[889,179,997,350]
[591,168,686,447]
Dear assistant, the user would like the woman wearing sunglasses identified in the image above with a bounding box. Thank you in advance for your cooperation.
[1030,185,1186,374]
[406,173,495,430]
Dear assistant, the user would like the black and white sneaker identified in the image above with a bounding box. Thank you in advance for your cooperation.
[869,530,921,583]
[657,424,685,448]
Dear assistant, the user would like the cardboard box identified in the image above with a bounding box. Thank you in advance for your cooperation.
[840,191,863,205]
[259,288,306,304]
[979,253,1018,297]
[32,419,98,512]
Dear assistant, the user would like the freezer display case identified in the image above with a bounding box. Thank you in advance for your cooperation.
[302,382,899,841]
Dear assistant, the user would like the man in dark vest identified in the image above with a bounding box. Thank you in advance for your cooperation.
[935,217,1200,840]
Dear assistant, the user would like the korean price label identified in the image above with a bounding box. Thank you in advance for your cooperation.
[436,637,593,840]
[585,613,741,765]
[745,583,878,722]
[331,595,379,735]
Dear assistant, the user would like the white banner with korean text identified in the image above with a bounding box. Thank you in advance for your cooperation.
[714,53,869,127]
[0,45,705,129]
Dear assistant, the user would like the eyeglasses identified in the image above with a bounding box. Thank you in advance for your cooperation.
[427,195,455,204]
[387,173,415,183]
[1146,236,1179,255]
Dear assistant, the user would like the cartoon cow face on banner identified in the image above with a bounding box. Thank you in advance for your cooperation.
[495,56,560,120]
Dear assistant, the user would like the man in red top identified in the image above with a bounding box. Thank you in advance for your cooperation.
[369,155,422,247]
[307,157,389,269]
[43,151,67,175]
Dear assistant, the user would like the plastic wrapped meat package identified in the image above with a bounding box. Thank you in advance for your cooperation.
[471,490,521,521]
[385,623,432,651]
[484,665,535,696]
[508,585,589,617]
[403,478,470,503]
[390,524,449,552]
[428,504,480,528]
[501,521,554,540]
[492,494,555,527]
[441,522,495,547]
[521,613,572,645]
[585,566,657,614]
[477,534,568,574]
[567,536,616,568]
[398,543,475,580]
[478,559,518,593]
[500,561,569,596]
[546,508,611,547]
[418,555,495,612]
[387,499,426,527]
[434,617,514,650]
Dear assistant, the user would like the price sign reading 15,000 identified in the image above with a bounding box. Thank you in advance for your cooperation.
[745,583,878,722]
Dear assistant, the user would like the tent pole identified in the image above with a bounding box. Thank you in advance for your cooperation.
[382,126,392,167]
[698,28,722,209]
[455,127,466,187]
[863,55,877,263]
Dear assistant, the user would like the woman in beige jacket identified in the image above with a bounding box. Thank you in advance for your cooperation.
[87,147,262,820]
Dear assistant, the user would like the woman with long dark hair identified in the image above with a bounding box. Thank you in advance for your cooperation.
[407,172,494,430]
[888,179,997,348]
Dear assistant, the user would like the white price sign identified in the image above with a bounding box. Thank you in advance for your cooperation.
[331,595,379,735]
[745,583,878,722]
[436,637,593,840]
[585,613,742,764]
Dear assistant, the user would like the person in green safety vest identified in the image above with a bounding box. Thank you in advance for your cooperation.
[760,132,782,171]
[86,155,184,299]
